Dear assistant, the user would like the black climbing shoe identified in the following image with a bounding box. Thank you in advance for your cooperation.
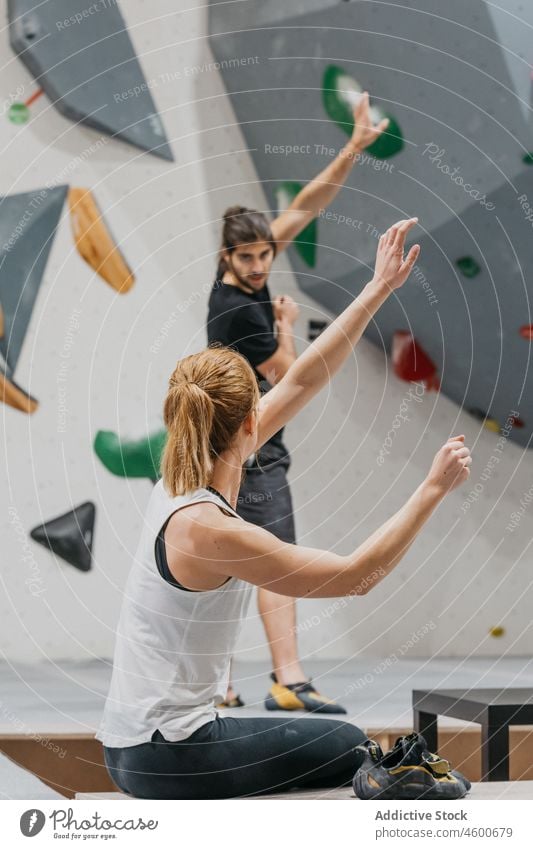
[353,733,469,800]
[389,732,471,791]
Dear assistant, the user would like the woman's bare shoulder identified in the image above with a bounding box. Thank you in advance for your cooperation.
[165,500,242,554]
[162,500,246,588]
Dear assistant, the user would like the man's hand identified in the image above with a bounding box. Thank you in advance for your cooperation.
[349,91,389,154]
[425,435,472,497]
[273,295,299,324]
[371,218,420,291]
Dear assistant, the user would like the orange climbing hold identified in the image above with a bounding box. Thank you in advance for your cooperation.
[391,331,440,390]
[68,188,135,294]
[519,325,533,340]
[0,371,38,414]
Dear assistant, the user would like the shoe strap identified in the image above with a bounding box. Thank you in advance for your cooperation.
[270,673,314,694]
[285,680,314,694]
[356,739,384,763]
[367,740,383,763]
[423,752,452,776]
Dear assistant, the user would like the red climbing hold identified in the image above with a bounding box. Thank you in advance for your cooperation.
[392,331,440,391]
[519,325,533,340]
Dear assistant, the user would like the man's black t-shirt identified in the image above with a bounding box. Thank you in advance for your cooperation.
[207,279,289,466]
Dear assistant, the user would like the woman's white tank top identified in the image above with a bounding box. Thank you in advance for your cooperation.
[95,482,253,748]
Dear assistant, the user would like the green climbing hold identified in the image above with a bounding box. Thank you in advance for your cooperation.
[456,256,481,278]
[275,182,317,268]
[322,65,404,159]
[8,102,30,124]
[522,152,533,165]
[94,429,167,479]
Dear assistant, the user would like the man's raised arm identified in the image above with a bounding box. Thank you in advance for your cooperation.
[270,93,389,252]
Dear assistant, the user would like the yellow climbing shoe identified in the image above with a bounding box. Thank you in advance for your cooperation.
[264,674,346,714]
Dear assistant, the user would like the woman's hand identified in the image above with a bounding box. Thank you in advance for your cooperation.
[350,92,389,153]
[425,435,472,497]
[371,218,420,291]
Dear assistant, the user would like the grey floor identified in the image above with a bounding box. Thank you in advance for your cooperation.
[1,656,533,735]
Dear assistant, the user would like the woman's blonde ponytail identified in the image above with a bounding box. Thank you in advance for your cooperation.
[161,381,215,496]
[160,346,259,496]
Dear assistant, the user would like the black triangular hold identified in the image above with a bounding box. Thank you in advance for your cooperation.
[30,502,96,572]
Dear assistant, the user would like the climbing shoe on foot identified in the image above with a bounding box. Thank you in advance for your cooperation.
[353,734,469,800]
[216,694,245,708]
[264,674,347,714]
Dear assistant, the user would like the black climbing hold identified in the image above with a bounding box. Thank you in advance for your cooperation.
[30,502,96,572]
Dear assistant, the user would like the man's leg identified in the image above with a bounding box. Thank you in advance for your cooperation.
[221,587,305,698]
[257,587,306,685]
[238,463,345,712]
[239,462,304,683]
[221,462,303,701]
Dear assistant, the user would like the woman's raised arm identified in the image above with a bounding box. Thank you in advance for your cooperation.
[255,217,420,450]
[193,437,471,598]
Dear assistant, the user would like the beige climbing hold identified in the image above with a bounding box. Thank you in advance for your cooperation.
[0,371,38,414]
[68,188,134,294]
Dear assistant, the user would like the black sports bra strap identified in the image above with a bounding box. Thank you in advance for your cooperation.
[155,514,194,591]
[155,492,235,591]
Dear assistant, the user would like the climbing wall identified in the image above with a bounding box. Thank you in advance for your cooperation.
[209,0,533,447]
[2,0,533,664]
[8,0,173,160]
[0,186,68,413]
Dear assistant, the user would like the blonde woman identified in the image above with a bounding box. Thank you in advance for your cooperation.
[96,219,471,799]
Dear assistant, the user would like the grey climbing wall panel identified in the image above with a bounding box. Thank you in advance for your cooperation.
[0,185,68,377]
[8,0,173,161]
[209,0,533,448]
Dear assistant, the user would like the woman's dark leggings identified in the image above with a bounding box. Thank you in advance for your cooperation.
[103,715,367,799]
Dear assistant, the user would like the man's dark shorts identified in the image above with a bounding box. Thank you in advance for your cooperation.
[237,460,296,545]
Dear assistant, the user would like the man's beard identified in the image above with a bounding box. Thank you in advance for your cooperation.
[227,256,267,294]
